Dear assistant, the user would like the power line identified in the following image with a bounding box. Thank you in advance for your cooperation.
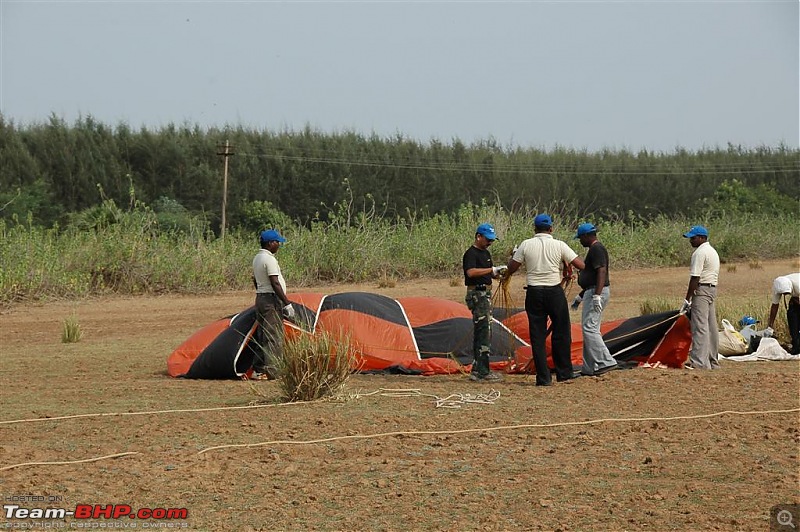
[234,151,800,176]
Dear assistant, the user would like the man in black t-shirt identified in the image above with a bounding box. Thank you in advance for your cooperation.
[463,223,507,382]
[573,223,618,376]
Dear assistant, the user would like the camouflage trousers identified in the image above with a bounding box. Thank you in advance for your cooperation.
[465,288,492,377]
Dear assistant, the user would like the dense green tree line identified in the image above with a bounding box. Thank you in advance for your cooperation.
[0,114,797,230]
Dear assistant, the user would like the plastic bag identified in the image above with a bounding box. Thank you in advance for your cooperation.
[719,319,748,355]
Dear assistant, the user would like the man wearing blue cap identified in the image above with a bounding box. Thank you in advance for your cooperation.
[572,223,618,376]
[463,223,507,381]
[505,214,585,385]
[681,225,720,369]
[252,229,295,380]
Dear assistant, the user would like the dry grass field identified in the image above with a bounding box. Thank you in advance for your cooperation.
[1,260,798,531]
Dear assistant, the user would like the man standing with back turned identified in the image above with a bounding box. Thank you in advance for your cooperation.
[252,229,295,380]
[572,222,618,376]
[463,223,507,382]
[505,214,585,386]
[680,225,720,370]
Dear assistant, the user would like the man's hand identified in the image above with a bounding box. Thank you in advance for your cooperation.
[492,265,508,278]
[763,327,774,338]
[679,299,692,314]
[592,294,603,312]
[570,295,582,310]
[283,304,296,319]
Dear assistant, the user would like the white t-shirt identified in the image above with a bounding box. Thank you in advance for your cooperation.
[689,241,720,285]
[253,249,286,294]
[512,233,578,287]
[771,273,800,304]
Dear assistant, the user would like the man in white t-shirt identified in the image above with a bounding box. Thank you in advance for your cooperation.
[251,229,295,380]
[505,214,585,386]
[766,273,800,355]
[680,225,720,369]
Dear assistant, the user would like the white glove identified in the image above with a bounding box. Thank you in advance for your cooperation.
[570,295,582,310]
[592,294,603,312]
[763,327,774,338]
[492,265,508,278]
[282,304,295,319]
[679,299,691,314]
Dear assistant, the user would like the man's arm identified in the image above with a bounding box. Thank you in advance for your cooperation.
[506,259,522,276]
[684,276,700,302]
[767,302,780,329]
[570,257,585,270]
[466,267,495,279]
[269,275,291,307]
[594,266,607,297]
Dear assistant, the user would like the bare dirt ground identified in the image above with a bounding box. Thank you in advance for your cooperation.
[1,260,799,531]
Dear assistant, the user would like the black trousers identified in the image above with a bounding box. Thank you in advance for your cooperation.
[525,285,573,385]
[788,300,800,355]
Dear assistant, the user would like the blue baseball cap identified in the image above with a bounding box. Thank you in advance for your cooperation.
[534,214,553,228]
[574,222,598,239]
[683,225,708,238]
[259,229,287,243]
[476,223,498,241]
[739,315,760,327]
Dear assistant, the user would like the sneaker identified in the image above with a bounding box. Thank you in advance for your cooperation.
[469,373,483,382]
[251,371,272,381]
[482,372,502,382]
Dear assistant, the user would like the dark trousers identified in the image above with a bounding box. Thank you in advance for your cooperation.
[254,292,284,376]
[525,285,573,385]
[788,300,800,355]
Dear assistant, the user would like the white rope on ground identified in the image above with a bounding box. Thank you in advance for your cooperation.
[196,407,800,455]
[0,452,139,472]
[435,390,501,409]
[348,387,500,408]
[0,387,488,426]
[2,406,797,469]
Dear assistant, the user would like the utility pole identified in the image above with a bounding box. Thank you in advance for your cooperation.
[217,140,234,239]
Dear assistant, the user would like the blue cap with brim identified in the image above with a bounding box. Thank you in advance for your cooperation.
[534,214,553,228]
[260,229,287,243]
[574,222,597,239]
[683,225,708,238]
[476,223,498,241]
[739,315,760,327]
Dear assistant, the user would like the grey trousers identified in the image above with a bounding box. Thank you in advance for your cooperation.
[689,285,720,369]
[581,287,617,375]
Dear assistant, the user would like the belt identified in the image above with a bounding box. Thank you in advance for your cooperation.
[699,283,716,287]
[467,284,490,291]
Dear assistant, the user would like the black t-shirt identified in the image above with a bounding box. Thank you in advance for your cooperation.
[463,246,493,286]
[578,241,610,290]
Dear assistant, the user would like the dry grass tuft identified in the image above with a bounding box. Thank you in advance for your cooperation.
[61,314,82,343]
[748,259,763,270]
[639,297,676,316]
[726,264,737,273]
[276,330,355,402]
[377,273,396,288]
[449,277,461,287]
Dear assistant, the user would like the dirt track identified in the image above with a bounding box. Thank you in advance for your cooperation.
[1,260,798,530]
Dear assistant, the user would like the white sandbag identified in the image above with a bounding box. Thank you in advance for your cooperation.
[721,338,799,361]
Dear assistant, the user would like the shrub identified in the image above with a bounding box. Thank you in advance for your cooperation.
[277,331,354,402]
[62,313,82,343]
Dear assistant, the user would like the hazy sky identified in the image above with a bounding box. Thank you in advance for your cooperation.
[1,0,797,152]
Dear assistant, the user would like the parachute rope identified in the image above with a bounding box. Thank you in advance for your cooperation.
[196,406,800,455]
[2,402,797,468]
[0,452,139,472]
